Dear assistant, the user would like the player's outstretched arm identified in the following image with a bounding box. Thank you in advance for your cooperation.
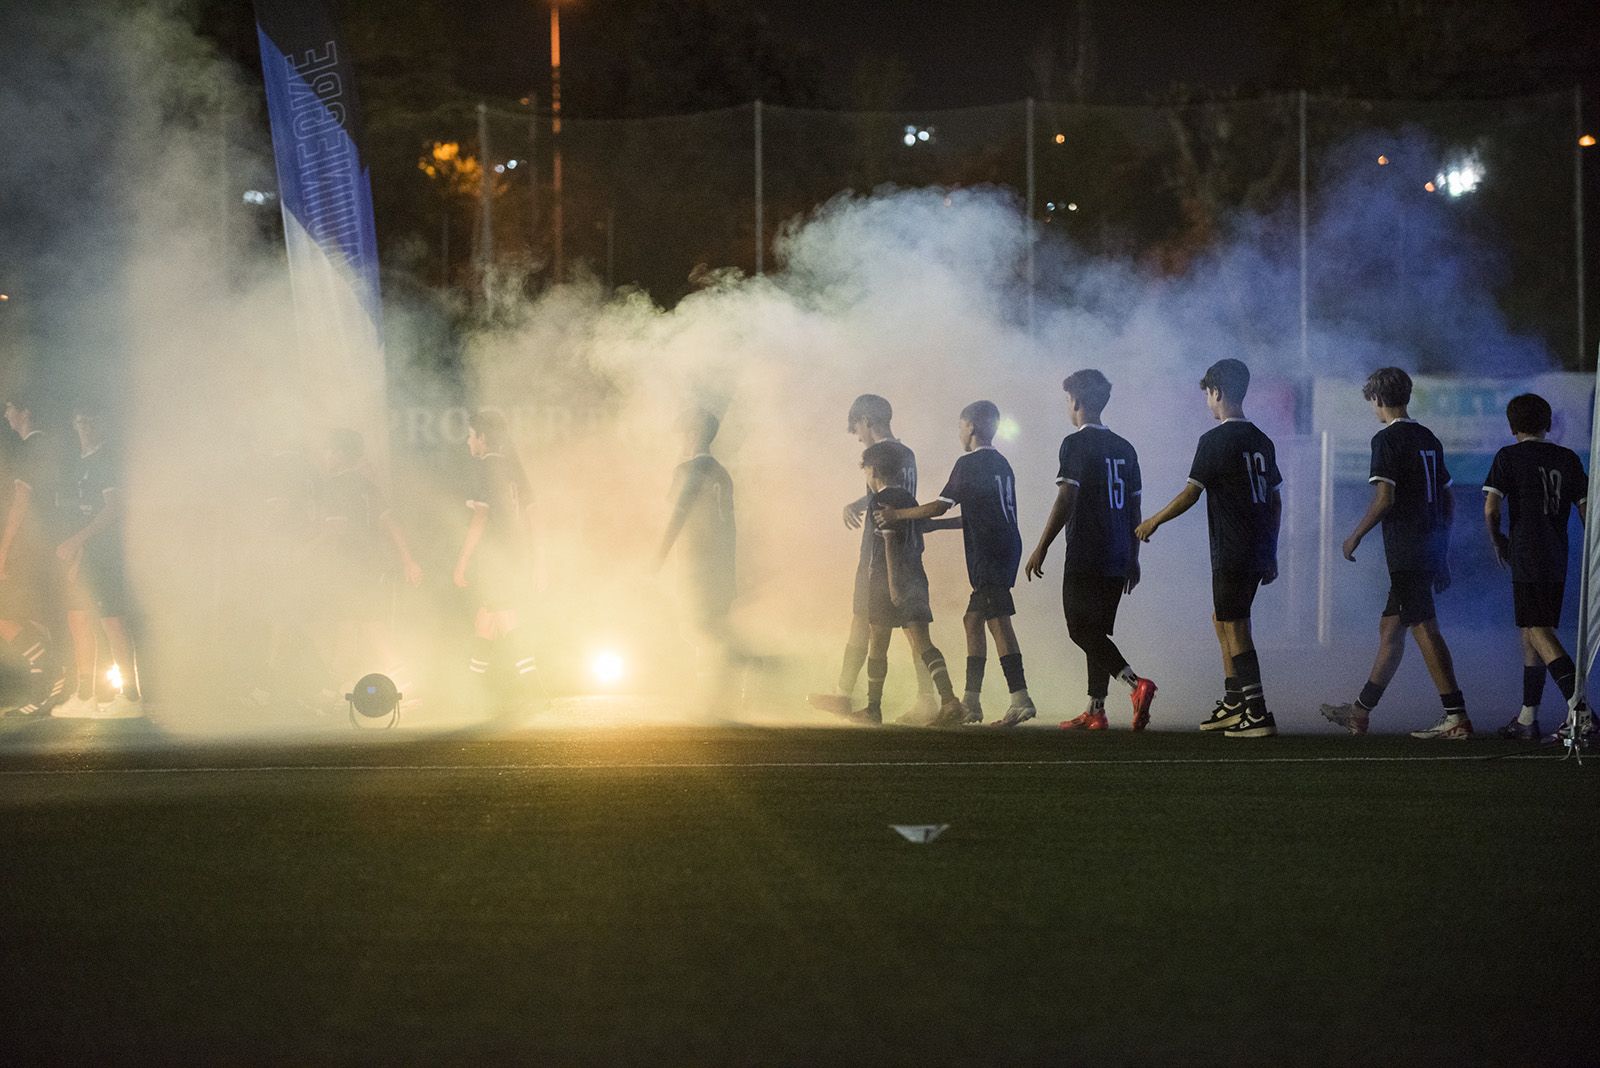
[1134,482,1201,542]
[1342,482,1394,561]
[1026,483,1076,580]
[842,494,869,529]
[875,499,949,526]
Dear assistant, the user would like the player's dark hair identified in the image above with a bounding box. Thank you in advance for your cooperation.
[1062,369,1112,416]
[1361,367,1412,408]
[685,409,720,450]
[861,441,906,485]
[847,394,893,432]
[959,400,1000,442]
[1505,393,1552,436]
[1200,358,1250,402]
[327,427,364,463]
[470,408,510,449]
[5,391,36,418]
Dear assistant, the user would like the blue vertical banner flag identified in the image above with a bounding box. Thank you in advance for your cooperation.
[253,0,387,453]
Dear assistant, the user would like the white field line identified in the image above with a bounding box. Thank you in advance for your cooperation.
[0,752,1567,778]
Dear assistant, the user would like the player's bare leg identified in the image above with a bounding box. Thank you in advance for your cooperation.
[53,608,99,717]
[1408,619,1472,739]
[1202,617,1252,731]
[1322,614,1406,735]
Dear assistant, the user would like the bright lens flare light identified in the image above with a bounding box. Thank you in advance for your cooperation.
[106,663,123,691]
[589,650,626,687]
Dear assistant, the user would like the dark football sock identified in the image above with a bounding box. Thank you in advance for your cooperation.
[1522,664,1547,708]
[1548,656,1577,702]
[507,629,540,690]
[999,652,1027,693]
[964,656,985,695]
[468,635,493,676]
[921,646,956,701]
[1233,650,1264,708]
[865,657,888,712]
[1223,675,1241,707]
[837,641,869,695]
[1440,690,1467,717]
[1356,680,1385,712]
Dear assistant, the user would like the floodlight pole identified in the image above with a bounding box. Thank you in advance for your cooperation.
[754,100,765,276]
[1299,90,1309,376]
[476,101,494,296]
[1025,97,1037,338]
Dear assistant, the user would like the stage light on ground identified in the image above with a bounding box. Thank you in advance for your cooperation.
[346,673,402,727]
[589,650,626,687]
[106,663,123,691]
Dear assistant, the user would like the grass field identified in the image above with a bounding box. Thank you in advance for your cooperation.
[0,719,1594,1065]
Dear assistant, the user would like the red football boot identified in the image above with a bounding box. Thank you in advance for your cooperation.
[1129,677,1157,731]
[1060,706,1109,731]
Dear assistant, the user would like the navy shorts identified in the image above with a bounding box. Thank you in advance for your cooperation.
[1512,581,1563,629]
[966,585,1016,621]
[1382,570,1437,627]
[1212,571,1263,623]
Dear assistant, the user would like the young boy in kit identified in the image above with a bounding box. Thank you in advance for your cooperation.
[808,394,938,721]
[1025,369,1158,731]
[1481,393,1594,743]
[874,400,1037,726]
[841,440,966,727]
[1321,367,1472,739]
[1135,359,1282,738]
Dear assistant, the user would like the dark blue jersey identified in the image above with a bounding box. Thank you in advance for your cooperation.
[1369,419,1451,574]
[867,485,930,610]
[1483,439,1586,584]
[667,453,737,603]
[937,447,1022,589]
[858,439,916,560]
[1056,425,1141,578]
[1186,420,1282,574]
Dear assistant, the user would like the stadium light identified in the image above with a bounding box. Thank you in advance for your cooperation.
[589,650,626,687]
[346,672,402,727]
[1432,155,1483,198]
[242,190,277,206]
[1580,135,1596,148]
[1053,133,1065,144]
[902,125,934,147]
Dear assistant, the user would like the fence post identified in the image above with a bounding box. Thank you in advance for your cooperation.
[1318,428,1333,646]
[754,100,765,277]
[1025,97,1036,337]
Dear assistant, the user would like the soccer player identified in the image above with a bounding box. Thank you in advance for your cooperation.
[1481,393,1593,742]
[839,440,965,726]
[315,428,422,695]
[1135,359,1282,738]
[53,403,144,718]
[453,409,538,700]
[0,393,68,718]
[656,410,751,715]
[1025,369,1157,731]
[808,394,938,722]
[873,400,1036,726]
[1320,368,1472,740]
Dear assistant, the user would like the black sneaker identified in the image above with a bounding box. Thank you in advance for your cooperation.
[1224,707,1278,738]
[1199,700,1243,732]
[845,705,883,726]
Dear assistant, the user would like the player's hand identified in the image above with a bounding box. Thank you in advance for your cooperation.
[1024,546,1047,581]
[1133,519,1157,543]
[452,563,469,588]
[873,507,899,527]
[842,502,865,529]
[1342,534,1360,562]
[1124,564,1141,595]
[1433,565,1452,593]
[1490,533,1510,570]
[402,557,423,587]
[1261,562,1278,586]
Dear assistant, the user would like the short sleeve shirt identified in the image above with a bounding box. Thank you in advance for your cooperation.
[938,447,1022,589]
[1185,420,1282,574]
[469,452,532,562]
[1055,425,1141,578]
[1483,439,1587,583]
[859,440,916,561]
[870,485,927,602]
[1369,419,1451,574]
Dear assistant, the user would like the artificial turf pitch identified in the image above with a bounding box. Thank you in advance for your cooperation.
[0,722,1594,1065]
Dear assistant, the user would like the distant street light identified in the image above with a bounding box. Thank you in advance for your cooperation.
[902,125,933,147]
[1053,133,1066,144]
[1581,134,1597,148]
